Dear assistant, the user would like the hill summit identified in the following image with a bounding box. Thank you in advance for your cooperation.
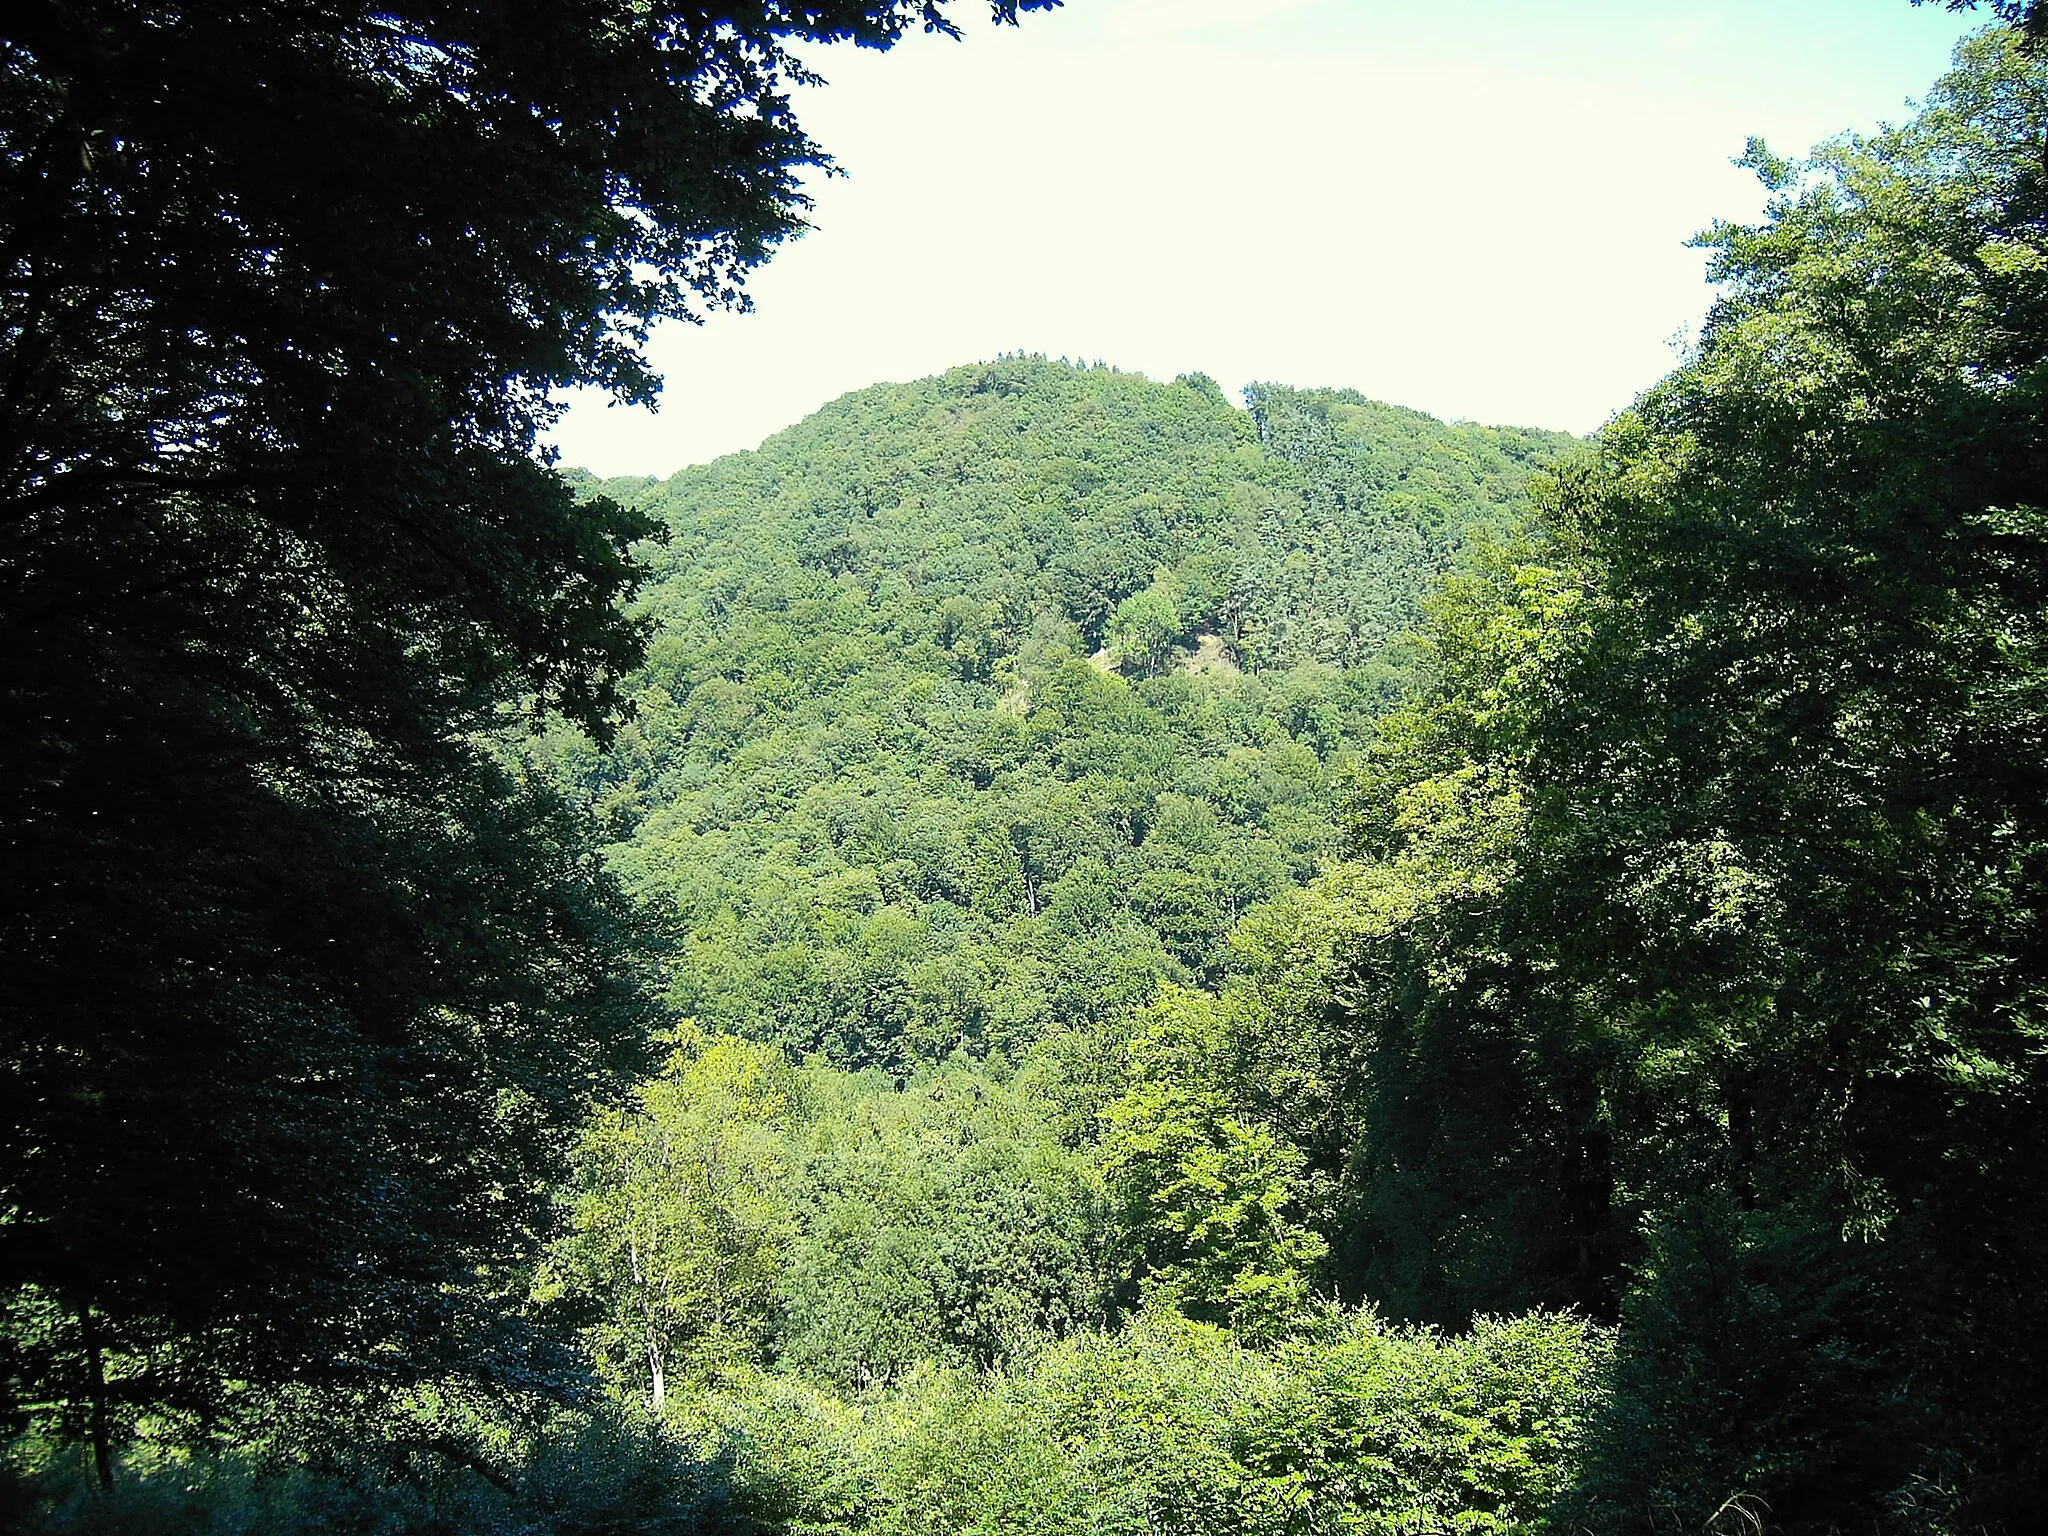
[546,357,1576,1068]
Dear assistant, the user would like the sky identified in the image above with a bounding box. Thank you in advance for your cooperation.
[548,0,1984,478]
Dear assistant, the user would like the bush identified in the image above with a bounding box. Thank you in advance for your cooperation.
[3,1407,735,1536]
[693,1306,1610,1535]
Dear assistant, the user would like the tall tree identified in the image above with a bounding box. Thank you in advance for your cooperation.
[1348,24,2048,1528]
[0,0,1055,1468]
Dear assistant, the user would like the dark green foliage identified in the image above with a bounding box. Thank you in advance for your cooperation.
[3,1408,733,1536]
[1931,0,2048,40]
[1244,385,1571,665]
[1331,26,2048,1530]
[0,0,1056,1458]
[1333,909,1613,1328]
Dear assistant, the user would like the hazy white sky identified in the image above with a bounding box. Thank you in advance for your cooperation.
[549,0,1981,478]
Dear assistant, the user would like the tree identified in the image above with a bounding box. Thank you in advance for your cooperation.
[0,0,1056,1469]
[1105,570,1185,674]
[1345,24,2048,1527]
[548,1035,798,1408]
[1930,0,2048,40]
[1100,988,1329,1339]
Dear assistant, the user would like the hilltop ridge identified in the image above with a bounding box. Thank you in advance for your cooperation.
[536,357,1577,1069]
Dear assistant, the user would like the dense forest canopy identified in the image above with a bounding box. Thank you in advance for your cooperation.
[5,7,2048,1536]
[541,359,1573,1071]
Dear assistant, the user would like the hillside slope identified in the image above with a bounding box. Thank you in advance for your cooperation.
[548,357,1575,1069]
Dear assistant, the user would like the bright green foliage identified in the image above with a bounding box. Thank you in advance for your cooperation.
[547,1034,800,1406]
[1100,989,1329,1338]
[553,1037,1114,1394]
[541,359,1574,1073]
[776,1060,1112,1387]
[697,1308,1610,1536]
[4,1309,1608,1534]
[1106,568,1192,673]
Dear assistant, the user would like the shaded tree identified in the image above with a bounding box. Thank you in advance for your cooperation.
[1342,25,2048,1528]
[0,0,1055,1468]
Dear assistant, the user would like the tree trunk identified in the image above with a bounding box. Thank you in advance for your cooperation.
[79,1303,112,1490]
[628,1231,666,1413]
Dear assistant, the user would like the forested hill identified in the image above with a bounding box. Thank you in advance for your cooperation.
[546,357,1575,1071]
[14,14,2047,1531]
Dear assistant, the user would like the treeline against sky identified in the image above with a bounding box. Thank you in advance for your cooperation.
[540,358,1570,1071]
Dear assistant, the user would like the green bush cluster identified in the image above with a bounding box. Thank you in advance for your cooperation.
[697,1309,1609,1536]
[8,1310,1606,1535]
[546,1038,1118,1401]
